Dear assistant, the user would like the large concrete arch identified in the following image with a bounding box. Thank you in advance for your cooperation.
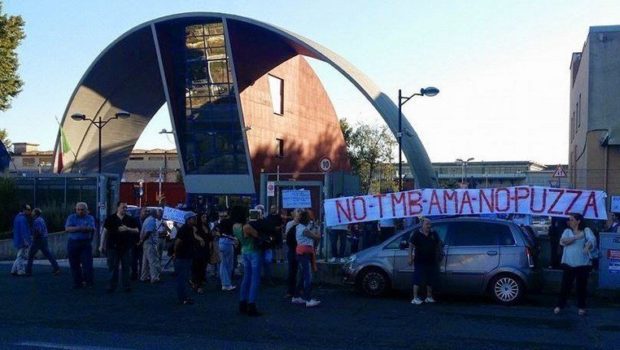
[54,12,437,188]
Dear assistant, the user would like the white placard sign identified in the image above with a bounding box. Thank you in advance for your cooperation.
[611,196,620,213]
[267,181,275,197]
[282,189,311,209]
[324,186,607,227]
[163,206,191,224]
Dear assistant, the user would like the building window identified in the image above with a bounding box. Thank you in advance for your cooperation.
[268,74,284,115]
[22,157,35,167]
[577,94,581,128]
[148,156,164,161]
[129,157,144,161]
[180,21,248,175]
[276,138,284,158]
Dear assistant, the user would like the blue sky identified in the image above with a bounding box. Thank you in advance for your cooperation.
[2,0,620,164]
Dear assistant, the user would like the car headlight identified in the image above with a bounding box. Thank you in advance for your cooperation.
[344,255,357,265]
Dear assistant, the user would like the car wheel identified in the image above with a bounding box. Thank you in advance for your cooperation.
[490,274,524,305]
[358,267,390,297]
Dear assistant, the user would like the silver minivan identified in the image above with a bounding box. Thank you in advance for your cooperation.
[342,217,541,305]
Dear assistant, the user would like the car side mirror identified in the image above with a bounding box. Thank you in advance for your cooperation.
[399,241,408,250]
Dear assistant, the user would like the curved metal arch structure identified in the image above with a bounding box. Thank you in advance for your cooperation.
[54,12,437,189]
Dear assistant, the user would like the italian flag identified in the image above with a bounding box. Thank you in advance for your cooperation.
[55,122,72,173]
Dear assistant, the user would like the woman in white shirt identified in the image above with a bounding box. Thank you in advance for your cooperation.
[554,213,597,316]
[291,210,322,308]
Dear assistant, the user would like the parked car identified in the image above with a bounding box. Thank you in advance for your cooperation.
[342,217,541,305]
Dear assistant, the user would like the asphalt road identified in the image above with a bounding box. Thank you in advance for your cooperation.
[1,262,619,350]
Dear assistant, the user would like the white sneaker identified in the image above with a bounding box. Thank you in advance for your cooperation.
[291,297,306,304]
[328,257,337,263]
[305,299,321,307]
[411,297,423,305]
[424,296,436,303]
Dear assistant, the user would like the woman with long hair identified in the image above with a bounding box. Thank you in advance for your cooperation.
[217,209,237,291]
[190,212,211,294]
[554,213,597,316]
[231,206,263,316]
[292,210,322,308]
[174,212,198,305]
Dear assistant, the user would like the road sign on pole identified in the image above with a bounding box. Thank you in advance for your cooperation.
[319,157,332,172]
[552,165,567,178]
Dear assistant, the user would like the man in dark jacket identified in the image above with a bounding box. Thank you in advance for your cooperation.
[100,202,139,292]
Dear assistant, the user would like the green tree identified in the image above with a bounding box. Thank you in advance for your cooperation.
[0,128,11,149]
[0,2,25,111]
[340,118,398,194]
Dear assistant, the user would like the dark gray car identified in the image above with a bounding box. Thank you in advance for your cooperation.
[343,217,541,305]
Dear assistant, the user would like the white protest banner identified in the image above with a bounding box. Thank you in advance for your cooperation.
[163,206,190,224]
[282,189,311,208]
[611,196,620,213]
[324,186,607,227]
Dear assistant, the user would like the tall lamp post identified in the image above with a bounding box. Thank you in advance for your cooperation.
[398,87,440,191]
[71,111,131,173]
[456,157,475,187]
[158,128,175,200]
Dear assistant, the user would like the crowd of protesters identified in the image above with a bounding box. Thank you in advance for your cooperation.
[9,200,611,317]
[9,201,351,315]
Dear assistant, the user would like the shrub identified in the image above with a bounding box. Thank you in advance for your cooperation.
[0,177,19,234]
[39,200,69,233]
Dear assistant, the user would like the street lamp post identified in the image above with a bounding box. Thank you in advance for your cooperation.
[456,157,475,187]
[398,87,440,191]
[71,111,131,173]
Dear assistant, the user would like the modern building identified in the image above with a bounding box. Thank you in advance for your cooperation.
[401,161,565,188]
[8,143,53,173]
[54,12,438,198]
[11,142,565,191]
[569,25,620,196]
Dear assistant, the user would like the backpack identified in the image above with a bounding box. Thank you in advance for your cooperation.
[286,223,298,249]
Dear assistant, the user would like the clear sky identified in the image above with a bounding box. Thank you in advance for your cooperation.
[2,0,620,164]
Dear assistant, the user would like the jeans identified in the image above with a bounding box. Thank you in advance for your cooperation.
[330,230,347,258]
[67,239,93,287]
[107,248,131,290]
[240,252,261,303]
[174,258,192,302]
[262,249,273,281]
[11,247,29,275]
[131,244,143,280]
[191,257,208,287]
[141,243,161,282]
[219,241,235,288]
[556,264,591,309]
[296,253,313,300]
[286,248,298,295]
[26,238,59,274]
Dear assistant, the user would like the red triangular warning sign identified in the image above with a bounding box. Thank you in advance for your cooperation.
[553,165,567,178]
